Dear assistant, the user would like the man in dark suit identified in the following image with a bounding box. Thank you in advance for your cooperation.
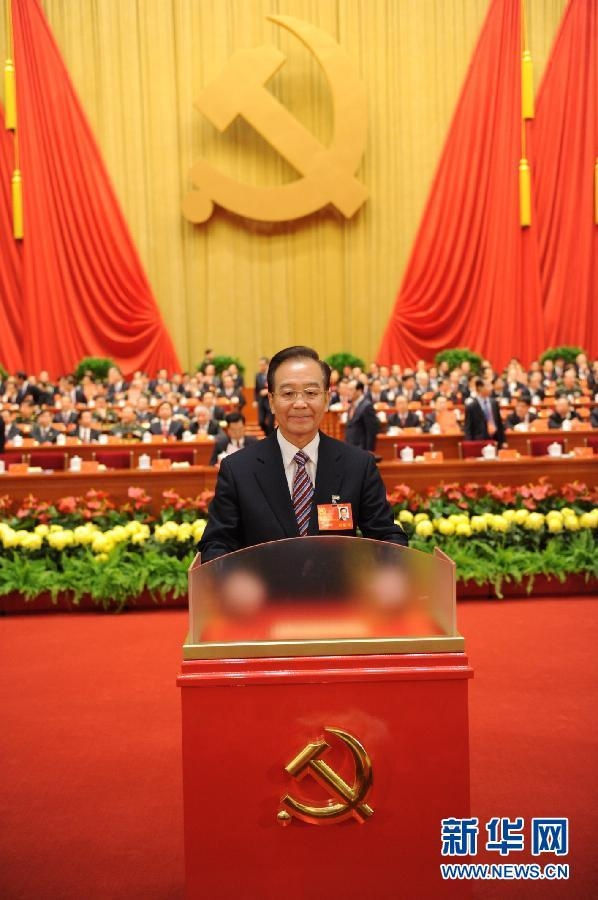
[190,405,223,438]
[548,397,580,429]
[254,357,274,435]
[464,378,505,445]
[53,395,79,433]
[15,371,41,405]
[209,412,258,465]
[199,346,406,561]
[345,381,379,452]
[387,395,422,430]
[505,398,537,431]
[31,410,60,444]
[75,410,101,443]
[148,401,184,440]
[590,406,598,428]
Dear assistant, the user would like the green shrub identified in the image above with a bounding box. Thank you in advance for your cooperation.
[539,346,586,366]
[74,356,115,382]
[197,355,245,376]
[434,348,483,374]
[0,362,8,380]
[324,352,366,373]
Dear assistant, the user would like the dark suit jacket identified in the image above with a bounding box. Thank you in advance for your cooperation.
[190,419,221,437]
[53,411,79,427]
[387,411,421,429]
[198,431,407,561]
[464,397,505,445]
[31,425,60,444]
[209,434,258,466]
[505,411,537,430]
[590,407,598,429]
[75,427,102,443]
[149,420,184,440]
[548,411,580,429]
[345,398,379,451]
[0,417,4,453]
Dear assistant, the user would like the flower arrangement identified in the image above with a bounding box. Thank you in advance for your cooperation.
[0,481,595,609]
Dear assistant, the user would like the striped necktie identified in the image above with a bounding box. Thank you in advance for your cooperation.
[292,450,314,536]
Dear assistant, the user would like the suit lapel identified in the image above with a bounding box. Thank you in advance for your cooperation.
[253,433,299,538]
[307,432,344,535]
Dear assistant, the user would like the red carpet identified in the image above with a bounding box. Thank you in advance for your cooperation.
[1,598,597,899]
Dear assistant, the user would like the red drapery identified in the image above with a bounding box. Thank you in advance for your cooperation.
[533,0,597,357]
[0,103,24,373]
[377,0,545,370]
[9,0,180,379]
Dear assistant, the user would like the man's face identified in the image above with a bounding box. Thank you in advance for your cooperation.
[38,412,51,429]
[515,402,529,419]
[61,396,73,411]
[39,371,49,383]
[196,409,209,425]
[556,398,569,416]
[121,407,136,424]
[395,396,408,415]
[269,358,327,445]
[203,392,214,408]
[436,396,447,412]
[480,381,493,398]
[79,412,92,428]
[159,404,172,421]
[563,372,575,387]
[228,421,245,442]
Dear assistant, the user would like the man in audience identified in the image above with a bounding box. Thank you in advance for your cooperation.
[368,379,385,404]
[149,368,170,394]
[228,363,244,389]
[556,368,582,400]
[15,371,41,404]
[590,406,598,428]
[76,410,101,443]
[190,405,223,438]
[53,395,79,433]
[527,371,545,404]
[31,410,60,444]
[388,395,422,431]
[135,395,153,425]
[400,374,422,403]
[91,394,118,425]
[106,366,128,401]
[149,401,184,440]
[112,406,144,441]
[201,390,227,423]
[345,381,379,451]
[209,412,256,465]
[505,398,537,431]
[15,400,37,434]
[380,376,400,404]
[254,357,274,436]
[464,378,505,445]
[218,373,245,409]
[36,371,57,406]
[1,409,22,443]
[423,396,459,433]
[548,397,580,429]
[1,376,19,404]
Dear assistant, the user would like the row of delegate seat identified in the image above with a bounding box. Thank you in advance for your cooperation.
[392,436,598,458]
[0,447,200,470]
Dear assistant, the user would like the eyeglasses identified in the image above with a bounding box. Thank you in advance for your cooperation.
[274,389,326,403]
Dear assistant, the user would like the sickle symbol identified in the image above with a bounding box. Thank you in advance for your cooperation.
[182,16,368,224]
[279,727,374,825]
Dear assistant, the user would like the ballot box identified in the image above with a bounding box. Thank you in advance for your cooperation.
[178,537,472,899]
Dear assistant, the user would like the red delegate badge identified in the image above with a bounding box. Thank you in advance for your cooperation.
[317,503,354,531]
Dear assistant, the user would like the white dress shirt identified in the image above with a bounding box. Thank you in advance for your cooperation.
[277,429,319,497]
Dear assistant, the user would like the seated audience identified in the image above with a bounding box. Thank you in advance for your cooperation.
[106,366,128,401]
[527,371,545,404]
[76,410,101,443]
[388,395,422,431]
[218,373,245,409]
[31,410,60,444]
[16,371,41,404]
[590,406,598,428]
[111,405,144,440]
[556,368,583,400]
[1,409,22,442]
[400,374,422,403]
[548,397,580,429]
[149,401,184,440]
[15,400,37,433]
[210,412,257,465]
[53,395,79,433]
[91,394,118,424]
[1,376,19,405]
[37,371,57,406]
[190,405,223,438]
[505,398,538,431]
[423,396,459,433]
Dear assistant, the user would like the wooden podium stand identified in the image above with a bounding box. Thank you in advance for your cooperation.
[178,538,472,899]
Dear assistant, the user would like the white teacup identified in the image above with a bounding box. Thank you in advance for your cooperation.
[400,446,414,462]
[70,455,82,472]
[98,433,108,445]
[481,444,496,459]
[0,460,5,474]
[547,442,562,457]
[56,433,66,446]
[138,453,151,470]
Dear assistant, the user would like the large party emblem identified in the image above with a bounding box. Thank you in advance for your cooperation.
[182,16,368,225]
[277,727,374,826]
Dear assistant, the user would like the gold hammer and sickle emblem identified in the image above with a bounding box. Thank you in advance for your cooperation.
[278,727,374,826]
[182,15,368,224]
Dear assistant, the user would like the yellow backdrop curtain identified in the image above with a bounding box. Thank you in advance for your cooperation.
[1,0,566,371]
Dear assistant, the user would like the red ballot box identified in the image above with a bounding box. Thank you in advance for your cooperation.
[178,538,472,899]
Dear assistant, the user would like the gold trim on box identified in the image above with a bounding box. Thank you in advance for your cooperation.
[182,633,465,660]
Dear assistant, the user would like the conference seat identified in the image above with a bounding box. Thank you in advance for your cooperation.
[585,435,598,454]
[0,451,24,467]
[394,441,433,458]
[28,451,68,470]
[93,450,133,469]
[527,437,567,457]
[459,440,498,459]
[158,447,195,465]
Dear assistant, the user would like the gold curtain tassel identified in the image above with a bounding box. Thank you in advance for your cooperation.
[12,169,24,239]
[594,158,598,225]
[521,50,534,119]
[519,158,531,227]
[4,58,16,129]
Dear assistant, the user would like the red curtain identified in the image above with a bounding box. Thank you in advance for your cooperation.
[9,0,180,379]
[0,103,24,373]
[377,0,545,370]
[533,0,597,356]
